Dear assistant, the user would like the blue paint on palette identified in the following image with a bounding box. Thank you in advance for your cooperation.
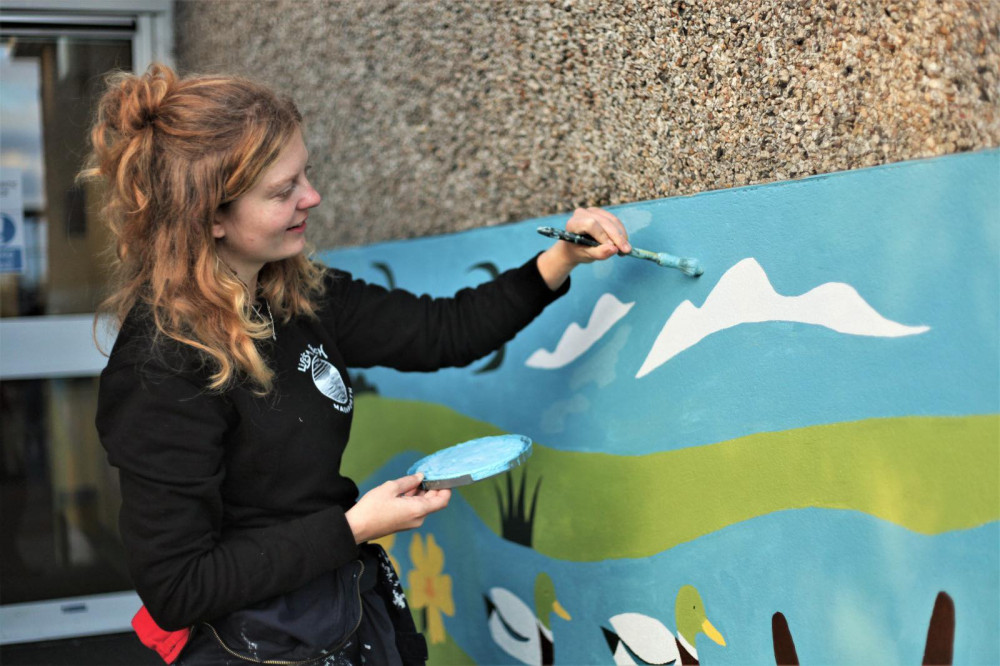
[407,434,531,488]
[318,150,1000,455]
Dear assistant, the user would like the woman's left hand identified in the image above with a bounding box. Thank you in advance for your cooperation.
[536,207,631,290]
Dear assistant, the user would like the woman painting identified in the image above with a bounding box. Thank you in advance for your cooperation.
[87,64,629,665]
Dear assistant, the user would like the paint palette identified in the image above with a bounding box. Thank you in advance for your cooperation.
[408,435,532,489]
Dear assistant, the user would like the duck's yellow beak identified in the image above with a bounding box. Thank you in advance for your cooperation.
[702,618,726,646]
[553,599,572,621]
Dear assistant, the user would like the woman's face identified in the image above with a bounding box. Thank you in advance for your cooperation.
[213,128,321,285]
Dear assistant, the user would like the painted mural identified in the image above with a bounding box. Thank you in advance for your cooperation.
[316,150,999,665]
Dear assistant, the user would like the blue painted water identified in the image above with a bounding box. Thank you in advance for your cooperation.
[318,150,1000,455]
[366,456,1000,665]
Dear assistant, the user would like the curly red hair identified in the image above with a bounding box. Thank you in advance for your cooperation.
[82,63,325,393]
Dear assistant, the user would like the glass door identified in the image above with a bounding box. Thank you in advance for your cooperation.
[0,0,173,644]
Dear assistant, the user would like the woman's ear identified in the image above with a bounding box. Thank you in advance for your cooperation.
[212,211,227,240]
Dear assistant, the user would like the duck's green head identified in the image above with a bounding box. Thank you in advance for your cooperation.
[534,572,572,629]
[675,585,726,648]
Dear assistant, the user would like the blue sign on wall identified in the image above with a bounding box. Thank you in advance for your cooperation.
[0,213,24,272]
[0,169,26,274]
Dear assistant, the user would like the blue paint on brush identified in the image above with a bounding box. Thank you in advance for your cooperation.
[408,435,532,489]
[537,226,704,276]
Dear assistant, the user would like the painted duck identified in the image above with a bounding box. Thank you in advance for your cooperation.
[484,572,572,665]
[602,585,726,665]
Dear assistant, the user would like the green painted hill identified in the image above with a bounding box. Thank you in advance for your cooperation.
[345,395,999,562]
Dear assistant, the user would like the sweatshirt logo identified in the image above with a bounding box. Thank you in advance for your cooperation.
[298,344,353,414]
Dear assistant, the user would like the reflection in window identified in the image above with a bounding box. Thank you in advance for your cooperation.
[1,36,130,317]
[1,377,131,603]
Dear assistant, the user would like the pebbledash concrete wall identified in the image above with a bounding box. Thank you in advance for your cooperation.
[173,0,999,248]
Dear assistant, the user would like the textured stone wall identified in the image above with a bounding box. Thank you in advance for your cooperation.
[174,0,999,249]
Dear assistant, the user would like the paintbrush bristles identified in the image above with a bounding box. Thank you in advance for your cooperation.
[656,254,704,277]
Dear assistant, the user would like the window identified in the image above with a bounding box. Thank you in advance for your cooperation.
[0,0,173,644]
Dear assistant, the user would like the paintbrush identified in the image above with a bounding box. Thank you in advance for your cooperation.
[537,226,704,277]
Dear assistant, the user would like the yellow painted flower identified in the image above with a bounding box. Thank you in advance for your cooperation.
[407,532,454,644]
[371,533,400,576]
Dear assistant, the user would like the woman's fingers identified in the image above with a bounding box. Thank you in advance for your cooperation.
[346,474,453,543]
[587,207,629,244]
[394,486,451,530]
[535,205,630,289]
[416,488,451,512]
[396,473,424,496]
[395,475,452,511]
[567,207,631,255]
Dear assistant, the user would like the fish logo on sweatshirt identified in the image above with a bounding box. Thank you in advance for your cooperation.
[298,344,353,414]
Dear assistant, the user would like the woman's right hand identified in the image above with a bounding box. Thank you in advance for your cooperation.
[536,206,630,291]
[345,473,451,544]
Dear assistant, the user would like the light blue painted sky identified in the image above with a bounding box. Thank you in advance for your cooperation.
[318,150,999,454]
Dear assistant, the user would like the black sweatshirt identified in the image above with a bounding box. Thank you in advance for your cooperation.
[96,256,568,631]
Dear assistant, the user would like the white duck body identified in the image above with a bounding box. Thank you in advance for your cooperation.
[486,585,546,665]
[603,586,725,665]
[485,572,570,666]
[607,612,681,665]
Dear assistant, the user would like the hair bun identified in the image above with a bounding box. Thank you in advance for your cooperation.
[110,64,176,135]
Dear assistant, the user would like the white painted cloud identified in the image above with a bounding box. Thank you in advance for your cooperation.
[540,394,590,434]
[570,325,631,391]
[526,293,635,369]
[636,258,931,378]
[617,208,652,234]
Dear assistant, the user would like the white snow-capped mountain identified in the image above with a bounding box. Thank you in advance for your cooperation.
[636,258,930,378]
[527,293,635,369]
